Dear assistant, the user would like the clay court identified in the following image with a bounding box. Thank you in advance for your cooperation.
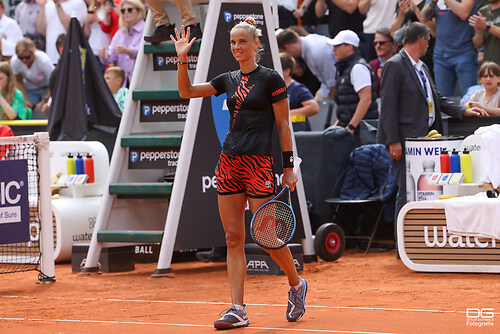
[1,249,498,333]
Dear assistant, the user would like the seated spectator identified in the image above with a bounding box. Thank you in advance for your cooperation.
[36,0,88,65]
[84,0,111,70]
[104,65,128,112]
[467,61,500,116]
[277,28,337,100]
[0,62,32,120]
[11,37,54,113]
[98,0,145,86]
[469,0,500,67]
[280,52,319,132]
[292,56,321,96]
[369,28,395,97]
[0,0,24,60]
[14,0,45,51]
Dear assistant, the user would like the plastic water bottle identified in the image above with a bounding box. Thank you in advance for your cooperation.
[450,149,461,173]
[461,148,472,183]
[85,153,95,183]
[440,148,450,173]
[75,153,85,174]
[67,153,76,174]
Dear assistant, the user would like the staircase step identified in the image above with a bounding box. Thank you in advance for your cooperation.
[144,41,201,54]
[132,89,183,101]
[109,182,172,197]
[121,134,182,147]
[97,230,164,243]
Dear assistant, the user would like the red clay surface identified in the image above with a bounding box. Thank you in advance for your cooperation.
[1,249,499,333]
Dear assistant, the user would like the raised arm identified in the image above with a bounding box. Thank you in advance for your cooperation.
[171,26,216,99]
[332,0,359,14]
[444,0,475,21]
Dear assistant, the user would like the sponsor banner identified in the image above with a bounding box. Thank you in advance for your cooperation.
[153,53,199,71]
[129,147,180,169]
[140,100,189,122]
[0,160,30,244]
[246,254,303,275]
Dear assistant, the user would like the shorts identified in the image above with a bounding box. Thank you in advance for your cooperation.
[215,152,276,198]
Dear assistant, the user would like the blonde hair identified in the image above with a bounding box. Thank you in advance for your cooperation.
[0,62,17,119]
[231,16,264,62]
[105,66,126,86]
[119,0,146,30]
[15,37,37,57]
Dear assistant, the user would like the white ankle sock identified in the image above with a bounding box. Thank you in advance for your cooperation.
[292,281,302,290]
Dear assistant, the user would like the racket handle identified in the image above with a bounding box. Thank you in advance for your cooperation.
[293,157,302,174]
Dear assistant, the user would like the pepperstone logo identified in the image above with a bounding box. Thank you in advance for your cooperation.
[130,150,139,163]
[224,11,233,23]
[142,104,152,116]
[466,308,494,327]
[156,56,165,67]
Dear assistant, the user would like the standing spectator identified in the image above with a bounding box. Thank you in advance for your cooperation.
[40,33,65,117]
[104,65,128,112]
[143,0,202,44]
[11,37,54,113]
[277,28,337,100]
[0,0,24,59]
[98,0,145,86]
[421,0,477,97]
[14,0,45,51]
[328,30,378,146]
[280,52,319,132]
[358,0,398,62]
[84,0,111,71]
[369,28,395,97]
[100,0,120,39]
[36,0,88,65]
[469,0,500,67]
[315,0,365,38]
[376,23,485,239]
[277,0,314,28]
[0,62,32,120]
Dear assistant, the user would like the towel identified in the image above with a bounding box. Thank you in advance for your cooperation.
[475,124,500,188]
[444,192,500,240]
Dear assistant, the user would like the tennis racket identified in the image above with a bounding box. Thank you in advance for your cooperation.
[250,158,301,249]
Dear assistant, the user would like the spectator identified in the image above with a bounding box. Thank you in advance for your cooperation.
[36,0,88,65]
[277,0,313,28]
[84,0,111,69]
[0,61,32,120]
[280,52,319,132]
[0,0,24,59]
[100,0,120,39]
[11,37,54,113]
[14,0,45,51]
[315,0,365,38]
[143,0,202,44]
[467,61,500,116]
[369,28,395,97]
[104,65,128,112]
[327,29,378,146]
[292,56,321,96]
[376,22,485,238]
[98,0,146,86]
[421,0,477,97]
[469,0,500,67]
[40,33,65,117]
[358,0,398,62]
[277,28,337,100]
[391,0,435,77]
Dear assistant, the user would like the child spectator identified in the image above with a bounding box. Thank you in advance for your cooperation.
[0,62,32,120]
[280,52,319,131]
[104,65,128,112]
[467,61,500,116]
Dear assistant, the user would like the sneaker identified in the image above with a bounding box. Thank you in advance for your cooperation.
[186,23,203,40]
[286,277,307,322]
[144,24,175,44]
[214,305,250,330]
[195,247,226,263]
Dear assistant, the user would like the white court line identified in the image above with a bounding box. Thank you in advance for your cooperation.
[0,317,396,334]
[2,295,496,315]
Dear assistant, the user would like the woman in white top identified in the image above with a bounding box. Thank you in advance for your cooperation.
[84,0,110,70]
[468,61,500,117]
[10,37,55,111]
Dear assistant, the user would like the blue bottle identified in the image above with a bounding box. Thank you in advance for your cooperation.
[75,153,85,174]
[450,148,461,173]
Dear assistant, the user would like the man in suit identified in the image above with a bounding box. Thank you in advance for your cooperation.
[377,22,486,243]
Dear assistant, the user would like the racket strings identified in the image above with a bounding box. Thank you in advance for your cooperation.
[252,202,294,248]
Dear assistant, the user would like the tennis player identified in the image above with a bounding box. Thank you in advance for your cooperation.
[171,17,308,330]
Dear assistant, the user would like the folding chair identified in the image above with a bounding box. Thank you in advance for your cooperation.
[323,144,396,254]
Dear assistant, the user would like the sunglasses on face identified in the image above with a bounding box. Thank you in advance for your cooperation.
[373,41,391,46]
[18,54,32,61]
[120,7,136,14]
